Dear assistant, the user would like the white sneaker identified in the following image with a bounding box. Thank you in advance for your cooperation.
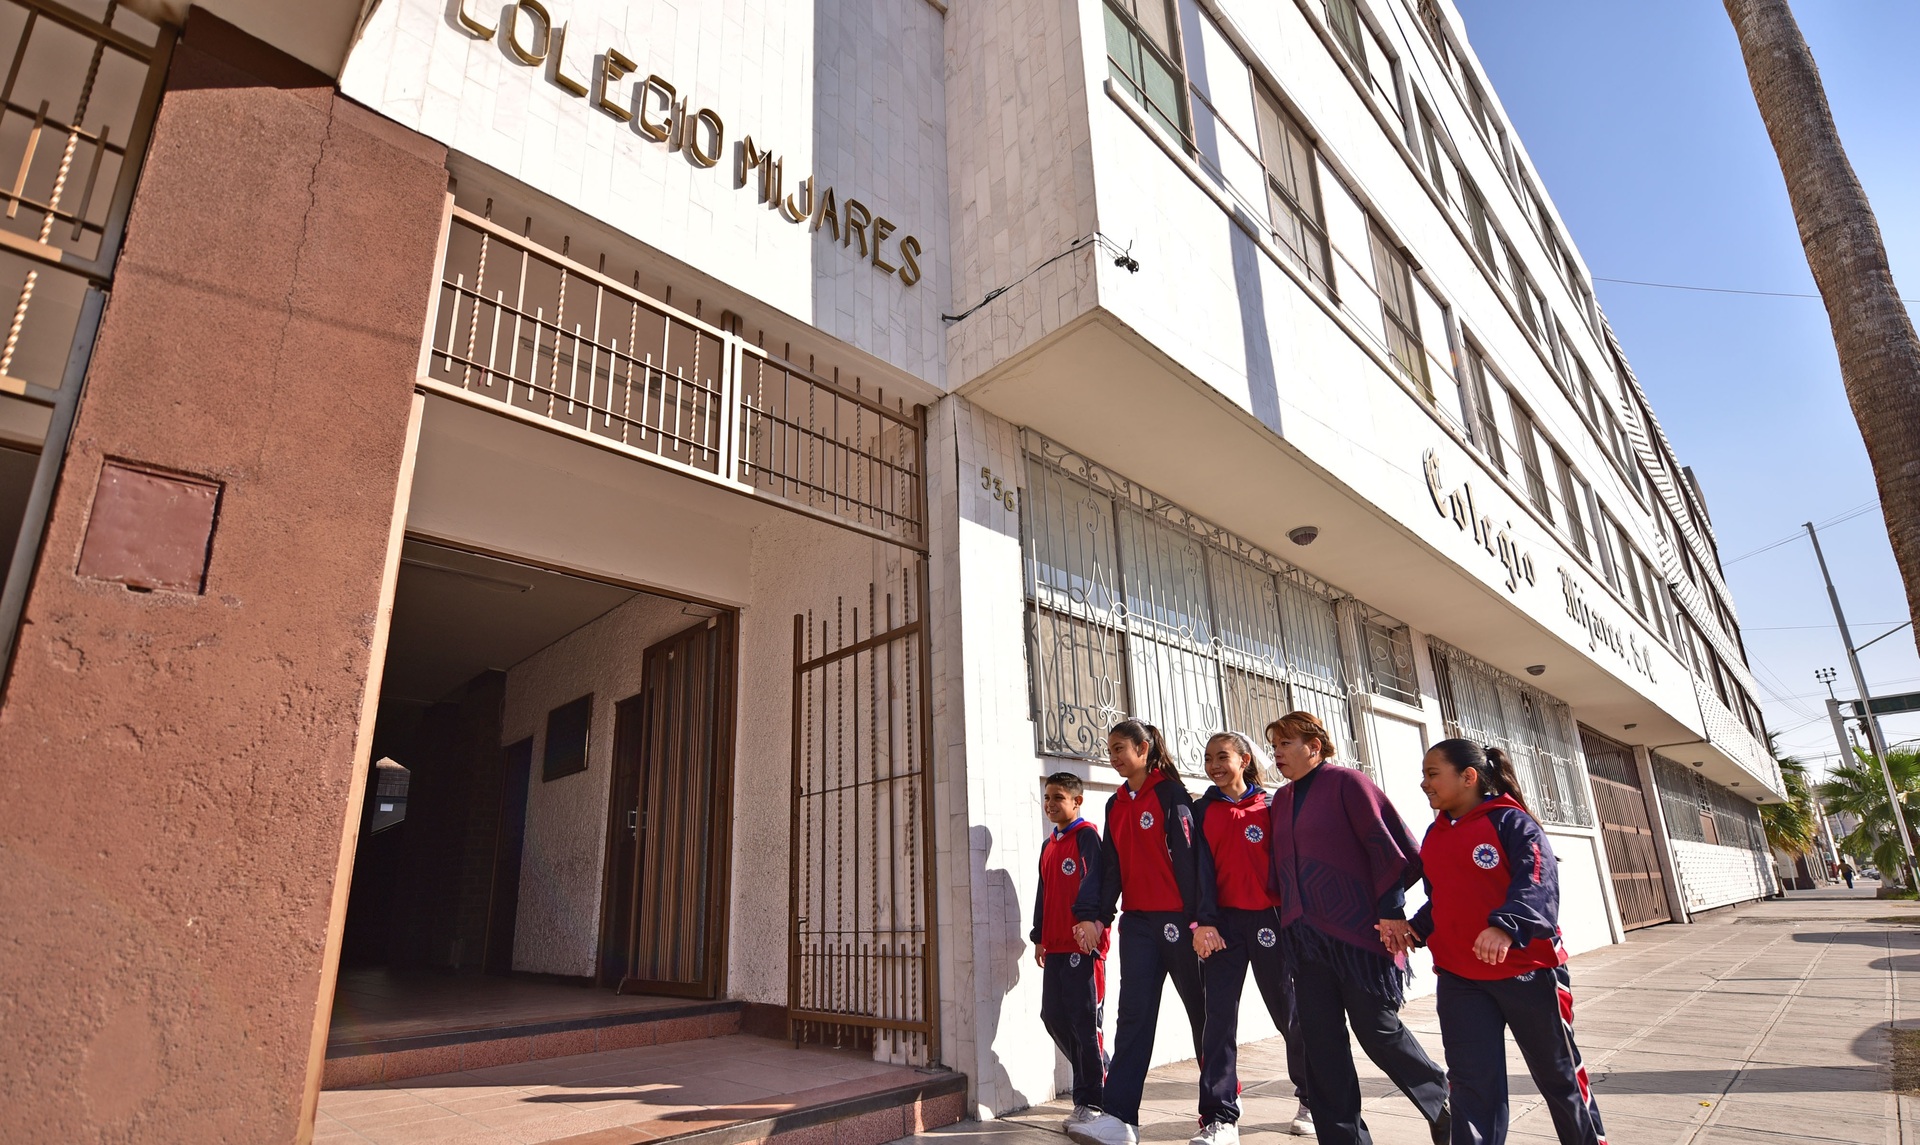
[1289,1102,1315,1137]
[1066,1112,1138,1145]
[1189,1122,1239,1145]
[1062,1106,1101,1133]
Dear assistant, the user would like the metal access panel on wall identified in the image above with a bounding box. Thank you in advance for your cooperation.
[788,565,937,1066]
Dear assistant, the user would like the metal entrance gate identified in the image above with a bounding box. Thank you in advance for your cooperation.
[1581,728,1672,930]
[789,566,936,1065]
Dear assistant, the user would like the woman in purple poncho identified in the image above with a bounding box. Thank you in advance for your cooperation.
[1264,711,1450,1145]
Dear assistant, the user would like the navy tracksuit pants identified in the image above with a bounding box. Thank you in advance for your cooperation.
[1041,951,1108,1108]
[1198,907,1311,1124]
[1436,967,1607,1145]
[1294,953,1449,1145]
[1102,910,1207,1125]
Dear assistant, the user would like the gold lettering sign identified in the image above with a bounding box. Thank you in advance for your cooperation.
[456,0,923,288]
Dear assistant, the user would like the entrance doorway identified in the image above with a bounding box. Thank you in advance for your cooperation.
[1582,728,1673,930]
[599,616,737,996]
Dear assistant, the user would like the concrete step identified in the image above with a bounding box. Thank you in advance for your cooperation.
[323,997,743,1088]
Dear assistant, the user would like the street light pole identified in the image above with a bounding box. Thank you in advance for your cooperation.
[1806,521,1918,888]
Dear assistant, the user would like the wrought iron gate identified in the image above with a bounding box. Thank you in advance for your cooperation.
[789,565,936,1065]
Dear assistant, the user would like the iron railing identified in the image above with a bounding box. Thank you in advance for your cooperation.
[0,0,170,689]
[425,205,927,550]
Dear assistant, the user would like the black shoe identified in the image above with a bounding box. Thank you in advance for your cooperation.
[1428,1103,1450,1145]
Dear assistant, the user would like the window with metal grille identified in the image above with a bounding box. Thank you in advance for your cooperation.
[1369,223,1426,393]
[1022,434,1360,773]
[1428,638,1592,827]
[1104,0,1185,140]
[1361,616,1420,705]
[1253,84,1331,287]
[1465,347,1505,473]
[1652,755,1704,843]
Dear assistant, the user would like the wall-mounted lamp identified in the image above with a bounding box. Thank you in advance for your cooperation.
[1288,526,1319,546]
[1624,723,1638,731]
[1525,664,1546,676]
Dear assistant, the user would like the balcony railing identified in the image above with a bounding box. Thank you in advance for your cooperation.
[423,206,926,550]
[1695,677,1780,795]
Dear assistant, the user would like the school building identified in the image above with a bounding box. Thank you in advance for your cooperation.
[0,0,1782,1139]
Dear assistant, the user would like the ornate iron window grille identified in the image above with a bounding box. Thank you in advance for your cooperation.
[1019,430,1363,775]
[1427,637,1593,827]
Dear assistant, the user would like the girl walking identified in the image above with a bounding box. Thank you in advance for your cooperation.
[1380,739,1607,1145]
[1191,731,1314,1139]
[1264,711,1450,1145]
[1067,719,1209,1145]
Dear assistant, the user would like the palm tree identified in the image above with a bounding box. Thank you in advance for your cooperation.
[1759,743,1817,856]
[1817,746,1920,886]
[1723,0,1920,656]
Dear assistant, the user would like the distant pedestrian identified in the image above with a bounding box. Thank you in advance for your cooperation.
[1841,860,1855,889]
[1381,739,1606,1145]
[1265,711,1450,1145]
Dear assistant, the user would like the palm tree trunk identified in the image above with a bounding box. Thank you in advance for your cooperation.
[1724,0,1920,656]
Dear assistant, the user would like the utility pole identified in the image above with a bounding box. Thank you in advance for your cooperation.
[1807,521,1918,888]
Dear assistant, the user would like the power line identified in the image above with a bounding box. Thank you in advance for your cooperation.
[1724,500,1879,566]
[1743,620,1908,632]
[1595,275,1917,305]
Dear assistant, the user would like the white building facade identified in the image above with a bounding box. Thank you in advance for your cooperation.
[319,0,1783,1119]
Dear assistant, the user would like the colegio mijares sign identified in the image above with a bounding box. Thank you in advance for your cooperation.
[454,0,925,287]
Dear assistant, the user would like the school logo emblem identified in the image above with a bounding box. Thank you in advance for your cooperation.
[1140,811,1155,830]
[1244,824,1264,843]
[1257,928,1277,948]
[1163,923,1180,943]
[1472,843,1501,869]
[1061,857,1077,876]
[1070,953,1082,968]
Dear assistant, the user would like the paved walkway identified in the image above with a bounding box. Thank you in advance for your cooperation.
[907,886,1920,1145]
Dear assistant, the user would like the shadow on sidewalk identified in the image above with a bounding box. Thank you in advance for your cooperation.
[1590,1063,1881,1094]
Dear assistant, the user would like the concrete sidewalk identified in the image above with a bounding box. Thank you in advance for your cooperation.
[908,887,1919,1145]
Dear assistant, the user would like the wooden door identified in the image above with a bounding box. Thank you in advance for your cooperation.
[599,614,736,997]
[1581,729,1672,930]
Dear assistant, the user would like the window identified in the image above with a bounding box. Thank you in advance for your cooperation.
[1326,0,1368,77]
[1507,246,1538,336]
[1418,103,1450,201]
[1105,0,1185,139]
[1598,509,1624,591]
[1417,0,1452,71]
[1466,347,1504,473]
[1512,401,1551,517]
[1464,179,1495,263]
[1023,439,1360,770]
[1465,77,1495,143]
[1553,451,1589,559]
[1254,85,1332,286]
[1619,530,1646,618]
[1370,223,1427,392]
[1645,561,1670,641]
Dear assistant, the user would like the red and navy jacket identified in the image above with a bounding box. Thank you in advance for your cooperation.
[1031,818,1107,955]
[1409,794,1567,980]
[1096,768,1203,923]
[1193,784,1282,925]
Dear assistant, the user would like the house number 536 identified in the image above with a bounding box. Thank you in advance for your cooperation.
[980,467,1017,512]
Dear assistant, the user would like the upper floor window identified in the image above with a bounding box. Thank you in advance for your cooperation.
[1326,0,1368,75]
[1370,224,1427,392]
[1417,101,1450,200]
[1105,0,1185,139]
[1463,179,1495,264]
[1417,0,1454,73]
[1254,85,1332,287]
[1553,450,1589,560]
[1465,346,1505,473]
[1512,401,1551,519]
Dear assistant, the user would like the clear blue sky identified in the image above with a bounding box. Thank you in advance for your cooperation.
[1451,0,1920,777]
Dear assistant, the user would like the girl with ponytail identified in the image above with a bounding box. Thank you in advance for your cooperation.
[1377,739,1608,1145]
[1065,719,1209,1145]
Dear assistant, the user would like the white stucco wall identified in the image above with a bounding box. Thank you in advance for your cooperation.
[341,0,950,382]
[502,590,692,975]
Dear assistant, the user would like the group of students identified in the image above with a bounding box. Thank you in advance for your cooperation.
[1029,711,1608,1145]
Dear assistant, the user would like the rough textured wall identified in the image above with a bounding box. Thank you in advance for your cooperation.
[501,591,688,977]
[0,12,446,1142]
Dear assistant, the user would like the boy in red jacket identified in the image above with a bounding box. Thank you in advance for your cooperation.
[1033,772,1109,1130]
[1381,739,1608,1145]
